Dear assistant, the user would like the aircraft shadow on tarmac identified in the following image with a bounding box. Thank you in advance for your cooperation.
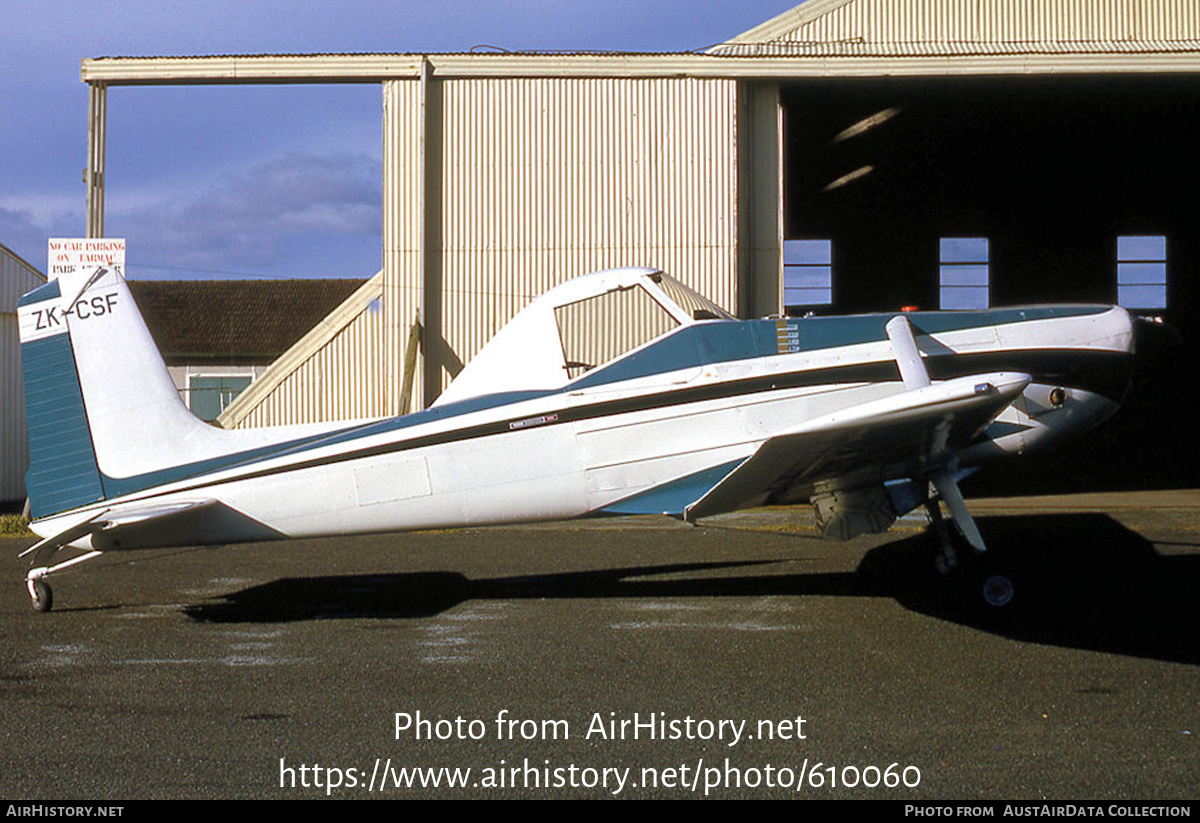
[183,514,1200,665]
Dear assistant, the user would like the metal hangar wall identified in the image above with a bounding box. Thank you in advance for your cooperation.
[382,75,744,407]
[1,243,45,503]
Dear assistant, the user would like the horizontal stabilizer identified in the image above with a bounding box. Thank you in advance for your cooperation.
[99,500,221,529]
[22,500,220,568]
[684,372,1030,521]
[24,499,285,565]
[19,510,110,559]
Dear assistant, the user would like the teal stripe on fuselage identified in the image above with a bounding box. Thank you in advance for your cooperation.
[793,305,1107,352]
[94,389,558,501]
[571,306,1110,391]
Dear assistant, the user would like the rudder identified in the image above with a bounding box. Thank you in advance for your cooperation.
[18,277,105,518]
[18,267,214,519]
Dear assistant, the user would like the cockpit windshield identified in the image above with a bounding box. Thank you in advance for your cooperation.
[553,271,732,379]
[555,284,679,379]
[649,272,734,322]
[434,268,733,406]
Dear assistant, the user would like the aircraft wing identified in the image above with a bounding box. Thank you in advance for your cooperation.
[683,372,1030,521]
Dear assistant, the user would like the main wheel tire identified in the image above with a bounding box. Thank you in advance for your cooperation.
[981,573,1014,608]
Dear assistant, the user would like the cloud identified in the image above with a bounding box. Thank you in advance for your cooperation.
[179,152,382,237]
[1,0,798,279]
[0,204,81,273]
[107,151,382,277]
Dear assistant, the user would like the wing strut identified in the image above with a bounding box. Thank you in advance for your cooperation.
[885,315,931,390]
[887,314,987,565]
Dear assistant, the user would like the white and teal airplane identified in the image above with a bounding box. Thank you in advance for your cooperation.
[18,265,1136,612]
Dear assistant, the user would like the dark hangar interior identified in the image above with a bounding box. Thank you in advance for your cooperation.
[780,75,1199,490]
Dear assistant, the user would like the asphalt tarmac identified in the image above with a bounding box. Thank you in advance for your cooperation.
[2,492,1198,799]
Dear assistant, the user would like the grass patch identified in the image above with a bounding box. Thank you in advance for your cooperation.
[0,513,33,537]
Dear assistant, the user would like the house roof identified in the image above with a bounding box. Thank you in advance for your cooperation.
[128,278,367,362]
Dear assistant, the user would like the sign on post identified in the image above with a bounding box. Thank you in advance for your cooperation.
[47,238,126,280]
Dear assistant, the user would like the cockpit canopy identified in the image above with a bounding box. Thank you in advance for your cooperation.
[434,268,732,406]
[555,270,732,379]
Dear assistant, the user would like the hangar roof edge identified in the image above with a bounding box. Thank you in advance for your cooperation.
[81,46,1200,85]
[718,0,1200,55]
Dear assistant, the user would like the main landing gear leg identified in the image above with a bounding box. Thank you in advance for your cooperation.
[927,469,1015,610]
[925,494,958,575]
[887,316,1017,610]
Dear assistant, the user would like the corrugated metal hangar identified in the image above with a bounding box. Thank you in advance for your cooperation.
[74,0,1200,489]
[1,244,45,502]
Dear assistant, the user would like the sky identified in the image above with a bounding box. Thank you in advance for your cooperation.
[0,0,800,279]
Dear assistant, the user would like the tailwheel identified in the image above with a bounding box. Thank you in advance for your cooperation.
[21,550,103,615]
[27,576,53,613]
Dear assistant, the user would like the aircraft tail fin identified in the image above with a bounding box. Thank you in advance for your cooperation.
[18,267,216,519]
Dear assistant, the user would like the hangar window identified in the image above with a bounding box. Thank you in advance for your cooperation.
[1117,235,1167,310]
[188,374,252,422]
[784,239,833,312]
[939,238,989,310]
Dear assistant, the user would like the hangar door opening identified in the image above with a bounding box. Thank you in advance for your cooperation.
[780,76,1200,491]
